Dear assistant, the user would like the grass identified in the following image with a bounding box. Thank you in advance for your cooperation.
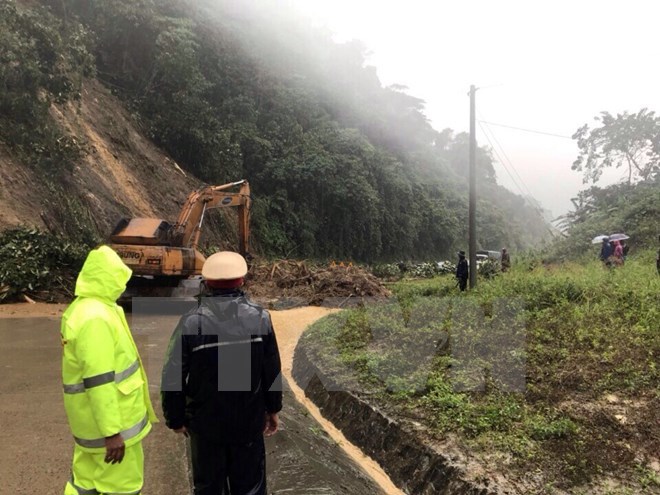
[300,251,660,493]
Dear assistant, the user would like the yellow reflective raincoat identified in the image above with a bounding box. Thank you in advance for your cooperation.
[61,246,157,453]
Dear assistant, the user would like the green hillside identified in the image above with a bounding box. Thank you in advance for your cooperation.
[1,0,552,260]
[550,180,659,262]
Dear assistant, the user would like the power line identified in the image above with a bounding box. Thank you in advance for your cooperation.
[477,120,573,139]
[478,122,527,197]
[479,118,536,200]
[479,121,552,222]
[477,120,558,238]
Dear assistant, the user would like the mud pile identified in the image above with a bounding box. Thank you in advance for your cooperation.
[246,259,391,306]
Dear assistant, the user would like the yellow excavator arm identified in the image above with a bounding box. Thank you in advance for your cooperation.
[109,180,251,283]
[171,180,251,254]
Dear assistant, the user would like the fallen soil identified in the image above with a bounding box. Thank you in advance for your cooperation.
[0,145,44,228]
[1,251,391,308]
[0,79,241,251]
[0,302,67,318]
[246,259,391,307]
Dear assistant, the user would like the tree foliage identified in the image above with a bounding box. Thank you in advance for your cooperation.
[0,0,94,172]
[0,227,88,302]
[572,109,660,185]
[549,178,659,261]
[10,0,553,260]
[549,108,660,261]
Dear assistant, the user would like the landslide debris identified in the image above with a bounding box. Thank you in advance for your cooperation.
[245,259,391,306]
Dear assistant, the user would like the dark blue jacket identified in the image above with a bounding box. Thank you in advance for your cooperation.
[161,289,282,443]
[600,242,614,260]
[456,258,469,279]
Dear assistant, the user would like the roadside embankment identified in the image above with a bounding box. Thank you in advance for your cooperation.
[292,260,660,494]
[293,340,502,495]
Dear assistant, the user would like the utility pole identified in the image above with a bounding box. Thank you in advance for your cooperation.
[468,85,477,289]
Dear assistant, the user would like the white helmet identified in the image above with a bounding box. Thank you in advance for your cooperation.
[202,251,248,280]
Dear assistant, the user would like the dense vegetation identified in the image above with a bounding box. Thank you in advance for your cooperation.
[550,179,659,261]
[0,227,88,302]
[301,255,660,493]
[0,0,94,173]
[572,109,659,185]
[547,107,659,261]
[1,0,551,260]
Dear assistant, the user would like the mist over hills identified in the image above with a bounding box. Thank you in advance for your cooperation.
[1,0,553,259]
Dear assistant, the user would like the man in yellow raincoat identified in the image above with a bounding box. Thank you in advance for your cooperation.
[60,246,158,494]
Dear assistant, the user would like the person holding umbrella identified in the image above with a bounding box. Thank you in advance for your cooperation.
[612,240,624,266]
[599,237,613,267]
[608,233,630,266]
[621,240,629,261]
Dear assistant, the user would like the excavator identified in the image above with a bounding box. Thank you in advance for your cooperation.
[109,179,251,302]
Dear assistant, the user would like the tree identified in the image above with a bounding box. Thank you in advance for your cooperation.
[437,130,497,183]
[0,0,93,172]
[27,0,553,260]
[572,109,660,185]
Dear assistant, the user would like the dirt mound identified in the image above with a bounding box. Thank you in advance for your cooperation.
[0,79,202,235]
[246,259,391,306]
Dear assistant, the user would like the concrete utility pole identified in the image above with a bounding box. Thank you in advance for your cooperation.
[468,85,477,289]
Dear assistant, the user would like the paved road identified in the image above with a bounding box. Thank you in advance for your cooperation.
[0,312,380,494]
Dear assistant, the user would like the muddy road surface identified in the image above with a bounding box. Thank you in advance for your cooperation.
[0,305,393,494]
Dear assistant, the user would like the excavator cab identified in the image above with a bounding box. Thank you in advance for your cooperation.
[110,218,173,245]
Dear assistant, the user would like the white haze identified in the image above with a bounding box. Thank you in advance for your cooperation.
[284,0,660,217]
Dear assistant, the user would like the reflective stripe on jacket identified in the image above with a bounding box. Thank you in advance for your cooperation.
[61,246,158,453]
[161,289,282,443]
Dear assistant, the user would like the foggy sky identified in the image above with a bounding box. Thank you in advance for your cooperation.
[288,0,660,217]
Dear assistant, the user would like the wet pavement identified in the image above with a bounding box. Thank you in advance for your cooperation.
[0,315,382,494]
[268,390,378,494]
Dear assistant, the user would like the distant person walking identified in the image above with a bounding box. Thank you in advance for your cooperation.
[500,248,511,272]
[599,237,613,267]
[456,250,469,291]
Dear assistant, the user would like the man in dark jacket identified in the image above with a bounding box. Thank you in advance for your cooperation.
[161,251,282,495]
[456,250,469,291]
[657,235,660,275]
[599,237,613,267]
[501,248,511,272]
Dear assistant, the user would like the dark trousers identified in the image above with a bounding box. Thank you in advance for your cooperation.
[190,433,266,495]
[458,277,468,291]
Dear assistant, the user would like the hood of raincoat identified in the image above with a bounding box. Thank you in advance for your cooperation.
[74,246,132,302]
